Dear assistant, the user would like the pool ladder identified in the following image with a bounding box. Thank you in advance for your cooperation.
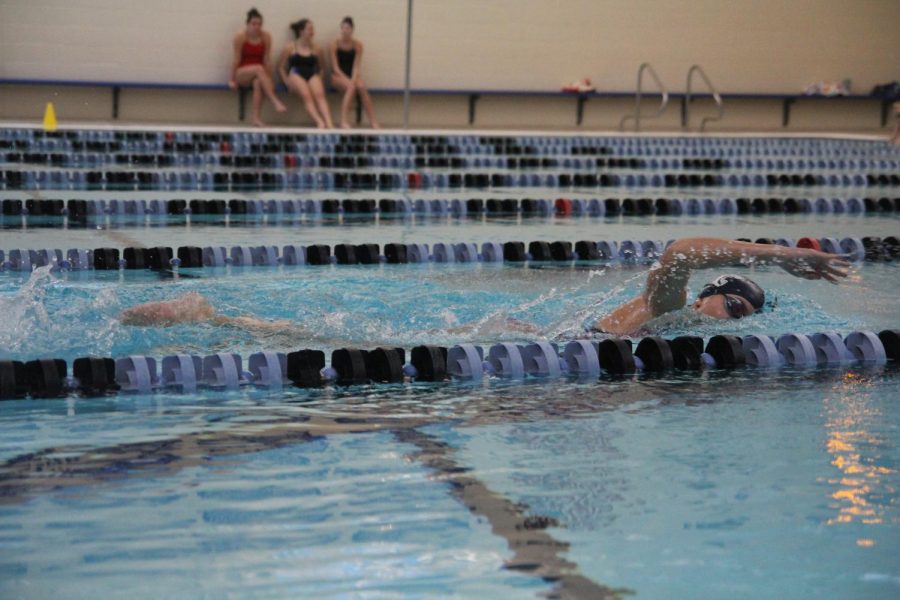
[682,64,724,132]
[620,63,669,132]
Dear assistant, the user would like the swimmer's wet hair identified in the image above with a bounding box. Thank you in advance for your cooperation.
[290,18,310,38]
[246,8,262,23]
[342,16,354,28]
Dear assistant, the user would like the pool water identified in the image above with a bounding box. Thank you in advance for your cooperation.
[0,258,898,361]
[1,368,897,598]
[1,129,899,598]
[1,256,898,598]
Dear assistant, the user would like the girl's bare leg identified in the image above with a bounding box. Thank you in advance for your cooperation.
[309,76,334,129]
[120,292,303,337]
[257,71,286,113]
[251,79,264,127]
[332,75,356,128]
[120,292,216,326]
[356,80,380,128]
[288,74,325,128]
[235,65,287,124]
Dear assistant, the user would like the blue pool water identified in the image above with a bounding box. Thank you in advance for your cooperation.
[1,370,897,598]
[0,258,898,361]
[1,129,899,598]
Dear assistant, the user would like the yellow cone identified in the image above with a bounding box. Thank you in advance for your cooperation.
[43,102,58,131]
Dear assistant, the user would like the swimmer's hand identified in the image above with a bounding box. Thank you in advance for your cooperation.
[228,79,238,91]
[778,248,850,283]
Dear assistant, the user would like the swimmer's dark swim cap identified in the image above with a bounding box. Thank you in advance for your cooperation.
[698,274,765,310]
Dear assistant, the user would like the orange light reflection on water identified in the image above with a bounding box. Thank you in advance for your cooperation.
[822,371,895,543]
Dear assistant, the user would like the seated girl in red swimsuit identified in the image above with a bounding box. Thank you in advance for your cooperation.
[228,7,286,127]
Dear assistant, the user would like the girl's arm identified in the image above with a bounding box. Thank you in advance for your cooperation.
[276,44,291,84]
[316,44,327,74]
[352,40,363,81]
[229,32,244,89]
[330,40,347,78]
[262,30,273,72]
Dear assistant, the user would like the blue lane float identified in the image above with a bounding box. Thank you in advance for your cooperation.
[2,330,897,400]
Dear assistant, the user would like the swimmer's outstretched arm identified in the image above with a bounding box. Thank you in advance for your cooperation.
[596,238,850,334]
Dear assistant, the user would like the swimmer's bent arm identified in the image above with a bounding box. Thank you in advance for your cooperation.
[597,238,848,333]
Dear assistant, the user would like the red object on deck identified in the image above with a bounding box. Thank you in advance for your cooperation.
[555,198,573,216]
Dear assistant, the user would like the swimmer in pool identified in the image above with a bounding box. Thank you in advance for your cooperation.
[119,238,849,338]
[592,237,850,335]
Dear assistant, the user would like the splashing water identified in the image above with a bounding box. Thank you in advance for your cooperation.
[0,267,124,360]
[0,260,892,362]
[544,268,648,340]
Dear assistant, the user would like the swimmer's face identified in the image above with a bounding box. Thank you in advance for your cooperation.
[340,22,353,38]
[247,17,262,35]
[691,294,756,320]
[301,22,315,40]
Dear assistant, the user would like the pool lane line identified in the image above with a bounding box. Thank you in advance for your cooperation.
[5,365,897,592]
[0,413,402,504]
[8,186,151,259]
[3,368,894,591]
[0,410,624,597]
[394,427,628,599]
[2,235,895,272]
[0,367,873,506]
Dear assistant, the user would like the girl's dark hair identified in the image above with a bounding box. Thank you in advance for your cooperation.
[246,8,262,23]
[341,16,354,28]
[290,18,310,38]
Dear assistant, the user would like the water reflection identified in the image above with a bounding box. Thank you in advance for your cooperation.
[823,371,895,545]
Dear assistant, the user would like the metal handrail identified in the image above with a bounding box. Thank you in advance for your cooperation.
[619,63,669,131]
[683,65,724,132]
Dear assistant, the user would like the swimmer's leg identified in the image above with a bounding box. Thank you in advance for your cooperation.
[119,292,216,326]
[121,292,305,337]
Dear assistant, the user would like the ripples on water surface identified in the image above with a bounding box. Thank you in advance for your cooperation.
[0,367,898,598]
[0,260,897,362]
[1,202,899,597]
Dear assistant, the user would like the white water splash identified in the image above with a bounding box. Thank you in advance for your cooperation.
[0,266,59,355]
[543,268,647,340]
[0,267,124,358]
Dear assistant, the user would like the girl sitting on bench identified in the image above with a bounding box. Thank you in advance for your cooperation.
[228,8,286,127]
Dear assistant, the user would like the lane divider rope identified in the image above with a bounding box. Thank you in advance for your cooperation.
[2,236,897,272]
[2,196,899,219]
[1,330,897,400]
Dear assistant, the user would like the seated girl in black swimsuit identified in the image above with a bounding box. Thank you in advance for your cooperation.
[330,16,380,129]
[277,19,333,129]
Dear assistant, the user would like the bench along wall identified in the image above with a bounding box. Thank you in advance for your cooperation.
[1,0,898,130]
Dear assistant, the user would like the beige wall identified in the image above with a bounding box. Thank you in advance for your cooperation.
[1,0,897,130]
